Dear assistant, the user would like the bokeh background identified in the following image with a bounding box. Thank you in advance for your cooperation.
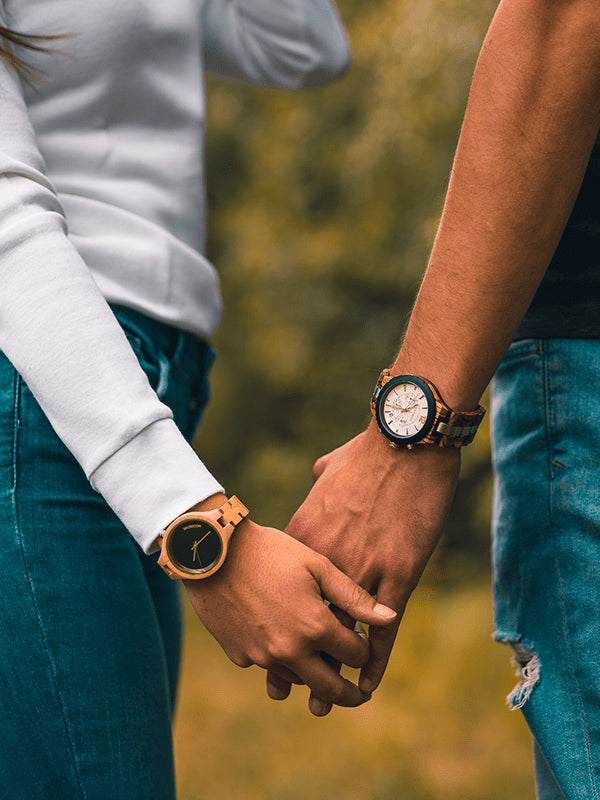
[174,0,535,796]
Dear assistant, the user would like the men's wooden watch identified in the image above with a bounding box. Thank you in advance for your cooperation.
[158,495,249,580]
[370,369,486,449]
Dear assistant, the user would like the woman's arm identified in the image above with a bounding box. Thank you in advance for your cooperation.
[0,36,224,553]
[201,0,350,88]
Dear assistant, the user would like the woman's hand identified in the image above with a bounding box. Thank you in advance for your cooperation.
[183,515,397,713]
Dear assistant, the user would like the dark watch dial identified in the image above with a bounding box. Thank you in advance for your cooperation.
[375,375,436,445]
[166,520,223,575]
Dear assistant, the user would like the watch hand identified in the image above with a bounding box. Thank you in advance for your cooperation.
[191,532,211,564]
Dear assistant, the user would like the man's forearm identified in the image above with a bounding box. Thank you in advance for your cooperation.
[393,0,600,409]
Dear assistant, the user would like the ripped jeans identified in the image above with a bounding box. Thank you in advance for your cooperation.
[491,338,600,800]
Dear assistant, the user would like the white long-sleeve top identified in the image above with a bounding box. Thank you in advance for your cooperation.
[0,0,349,552]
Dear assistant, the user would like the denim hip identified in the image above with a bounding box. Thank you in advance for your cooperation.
[0,304,214,799]
[491,338,600,799]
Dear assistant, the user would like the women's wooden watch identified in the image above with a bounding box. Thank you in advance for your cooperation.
[370,369,485,449]
[158,495,249,580]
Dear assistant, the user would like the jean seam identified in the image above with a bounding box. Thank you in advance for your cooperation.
[544,341,599,799]
[12,374,87,800]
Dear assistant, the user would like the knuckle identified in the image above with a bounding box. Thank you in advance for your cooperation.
[325,684,346,706]
[247,647,270,670]
[230,652,253,669]
[348,580,368,609]
[390,561,420,595]
[301,613,327,642]
[269,636,302,666]
[312,456,326,481]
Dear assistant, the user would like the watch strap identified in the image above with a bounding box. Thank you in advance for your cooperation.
[369,368,392,416]
[216,495,249,532]
[422,407,486,447]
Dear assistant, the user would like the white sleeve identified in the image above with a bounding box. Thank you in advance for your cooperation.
[0,56,223,554]
[202,0,350,88]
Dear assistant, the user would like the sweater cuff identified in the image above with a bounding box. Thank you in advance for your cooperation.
[89,417,225,553]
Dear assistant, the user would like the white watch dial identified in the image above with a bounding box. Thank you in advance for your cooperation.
[382,381,430,439]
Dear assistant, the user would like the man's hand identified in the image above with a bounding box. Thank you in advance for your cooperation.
[266,424,459,714]
[183,503,397,714]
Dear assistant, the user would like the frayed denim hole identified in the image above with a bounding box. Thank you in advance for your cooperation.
[494,634,541,710]
[508,642,541,710]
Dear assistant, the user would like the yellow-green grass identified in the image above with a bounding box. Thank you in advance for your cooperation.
[174,579,533,800]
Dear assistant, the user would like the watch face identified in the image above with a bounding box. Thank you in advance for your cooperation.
[166,519,223,575]
[376,375,436,445]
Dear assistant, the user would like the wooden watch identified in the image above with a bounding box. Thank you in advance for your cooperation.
[370,369,485,449]
[158,495,249,580]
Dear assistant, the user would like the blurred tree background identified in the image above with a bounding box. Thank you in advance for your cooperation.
[196,0,497,574]
[179,0,536,797]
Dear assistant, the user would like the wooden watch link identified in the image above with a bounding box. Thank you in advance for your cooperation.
[370,369,486,449]
[158,495,249,580]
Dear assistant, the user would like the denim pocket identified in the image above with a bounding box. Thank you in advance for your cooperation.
[113,313,170,400]
[111,305,215,442]
[180,343,215,441]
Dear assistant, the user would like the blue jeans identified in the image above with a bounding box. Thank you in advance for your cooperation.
[491,338,600,800]
[0,305,214,799]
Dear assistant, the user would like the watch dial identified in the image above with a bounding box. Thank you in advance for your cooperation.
[381,380,431,440]
[167,520,223,574]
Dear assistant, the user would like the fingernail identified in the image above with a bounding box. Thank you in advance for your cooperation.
[266,681,287,701]
[309,698,330,716]
[360,677,374,694]
[373,603,396,620]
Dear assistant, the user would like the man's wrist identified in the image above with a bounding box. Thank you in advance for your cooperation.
[388,347,485,413]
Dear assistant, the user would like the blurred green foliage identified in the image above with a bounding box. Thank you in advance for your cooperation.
[196,0,500,570]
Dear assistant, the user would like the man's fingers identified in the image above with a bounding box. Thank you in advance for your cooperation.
[266,671,292,701]
[317,559,396,628]
[266,663,306,700]
[358,621,400,695]
[358,586,408,694]
[308,691,333,717]
[306,607,358,717]
[298,657,369,714]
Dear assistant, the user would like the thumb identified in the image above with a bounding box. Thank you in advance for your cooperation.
[317,560,396,627]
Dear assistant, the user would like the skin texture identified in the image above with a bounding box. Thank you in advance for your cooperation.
[182,493,397,711]
[267,0,600,714]
[282,428,460,716]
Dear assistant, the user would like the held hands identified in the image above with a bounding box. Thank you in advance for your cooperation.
[267,424,460,714]
[183,504,397,713]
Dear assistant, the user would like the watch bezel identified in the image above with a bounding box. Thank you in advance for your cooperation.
[164,516,225,577]
[375,374,437,446]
